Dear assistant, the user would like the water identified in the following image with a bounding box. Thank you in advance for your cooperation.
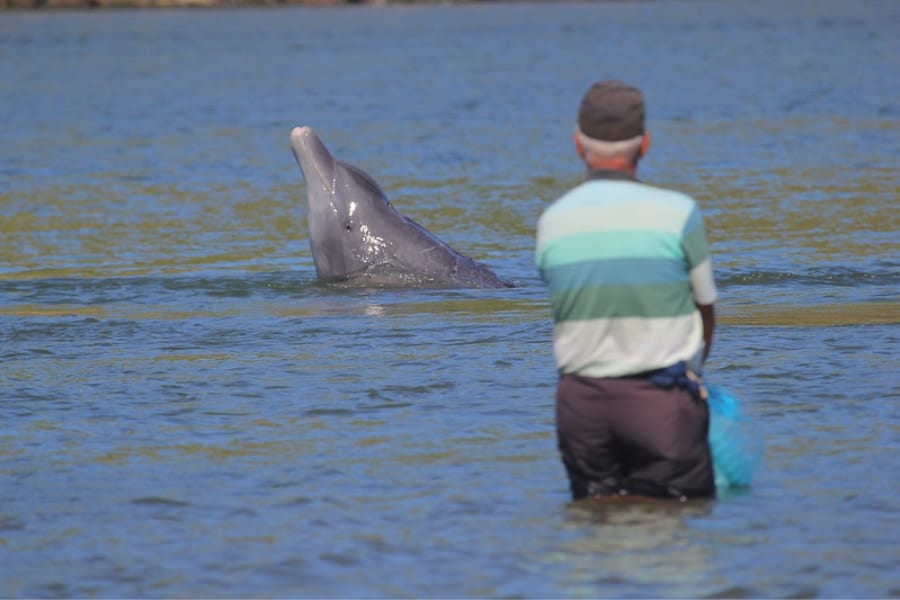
[2,1,899,597]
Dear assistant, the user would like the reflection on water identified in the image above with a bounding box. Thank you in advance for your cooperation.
[557,500,721,597]
[2,0,899,597]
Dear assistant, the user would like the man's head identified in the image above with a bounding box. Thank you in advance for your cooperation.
[574,80,650,170]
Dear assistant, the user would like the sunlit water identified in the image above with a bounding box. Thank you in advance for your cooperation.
[2,1,899,597]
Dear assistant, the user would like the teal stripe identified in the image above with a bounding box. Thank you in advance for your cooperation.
[538,230,682,269]
[551,282,696,322]
[542,257,688,293]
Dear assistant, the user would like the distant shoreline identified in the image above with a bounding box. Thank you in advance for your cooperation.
[3,0,490,8]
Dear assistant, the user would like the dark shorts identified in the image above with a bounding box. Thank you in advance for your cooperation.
[556,372,715,500]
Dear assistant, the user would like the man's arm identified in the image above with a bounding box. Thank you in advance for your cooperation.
[697,303,715,363]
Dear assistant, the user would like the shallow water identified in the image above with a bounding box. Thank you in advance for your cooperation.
[2,1,899,597]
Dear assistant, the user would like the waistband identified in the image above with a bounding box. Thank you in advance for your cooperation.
[565,362,706,400]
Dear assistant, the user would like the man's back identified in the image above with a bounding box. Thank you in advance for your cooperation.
[536,173,716,378]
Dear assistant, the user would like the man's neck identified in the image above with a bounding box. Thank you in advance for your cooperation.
[585,159,639,182]
[585,157,637,174]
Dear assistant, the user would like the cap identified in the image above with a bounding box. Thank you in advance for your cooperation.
[577,80,645,142]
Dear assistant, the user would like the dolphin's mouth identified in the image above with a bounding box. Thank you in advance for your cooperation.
[290,126,334,194]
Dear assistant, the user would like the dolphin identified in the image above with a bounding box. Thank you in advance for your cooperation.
[289,126,514,288]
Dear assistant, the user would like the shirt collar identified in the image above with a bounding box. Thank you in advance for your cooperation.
[586,169,639,183]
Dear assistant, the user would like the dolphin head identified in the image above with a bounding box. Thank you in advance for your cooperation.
[290,126,394,281]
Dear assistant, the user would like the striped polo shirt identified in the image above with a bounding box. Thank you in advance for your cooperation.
[535,171,717,378]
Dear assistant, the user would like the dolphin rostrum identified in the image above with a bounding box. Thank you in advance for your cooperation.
[289,126,514,288]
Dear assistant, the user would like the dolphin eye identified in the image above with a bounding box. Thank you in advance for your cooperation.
[345,222,353,232]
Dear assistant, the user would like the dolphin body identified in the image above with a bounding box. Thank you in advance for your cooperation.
[289,126,514,288]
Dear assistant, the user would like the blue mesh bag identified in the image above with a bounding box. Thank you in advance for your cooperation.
[706,383,763,488]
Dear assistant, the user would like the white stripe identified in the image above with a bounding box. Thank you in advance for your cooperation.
[690,258,718,305]
[553,313,705,378]
[537,183,696,248]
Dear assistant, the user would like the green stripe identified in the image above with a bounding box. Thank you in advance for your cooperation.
[551,282,696,322]
[538,230,683,270]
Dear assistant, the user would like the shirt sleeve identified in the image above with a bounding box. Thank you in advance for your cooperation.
[690,258,718,305]
[682,204,718,305]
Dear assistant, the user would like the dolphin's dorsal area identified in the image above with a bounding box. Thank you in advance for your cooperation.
[290,126,514,289]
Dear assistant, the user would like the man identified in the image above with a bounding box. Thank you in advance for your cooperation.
[535,80,718,501]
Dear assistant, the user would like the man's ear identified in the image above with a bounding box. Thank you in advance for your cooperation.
[573,130,585,157]
[639,132,651,157]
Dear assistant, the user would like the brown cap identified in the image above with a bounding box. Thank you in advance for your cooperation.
[577,80,645,142]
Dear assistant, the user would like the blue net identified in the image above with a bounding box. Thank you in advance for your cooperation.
[707,383,763,489]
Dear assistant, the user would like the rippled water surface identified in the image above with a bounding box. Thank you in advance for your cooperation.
[2,1,899,597]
